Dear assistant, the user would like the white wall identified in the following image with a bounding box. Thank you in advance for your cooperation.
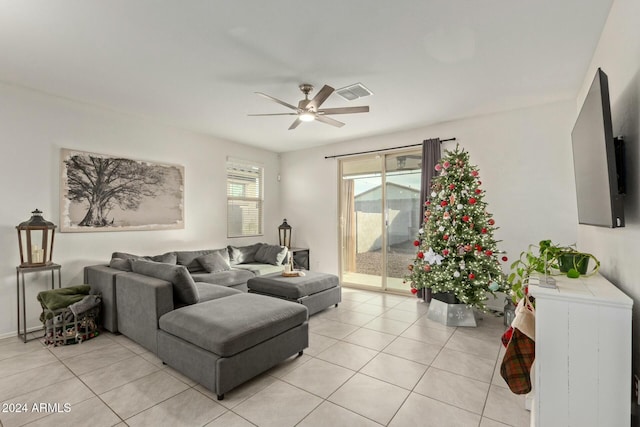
[281,100,578,282]
[574,0,640,376]
[0,82,281,337]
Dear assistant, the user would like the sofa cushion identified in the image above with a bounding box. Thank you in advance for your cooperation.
[190,269,255,287]
[195,282,242,302]
[228,243,264,265]
[109,257,132,271]
[159,293,308,357]
[131,260,199,305]
[196,252,231,273]
[177,249,228,273]
[254,245,288,266]
[112,251,177,265]
[232,263,284,276]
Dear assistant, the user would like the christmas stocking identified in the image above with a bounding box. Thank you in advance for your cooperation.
[500,296,535,394]
[500,328,535,394]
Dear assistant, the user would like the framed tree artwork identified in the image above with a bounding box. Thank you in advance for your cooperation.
[60,149,184,232]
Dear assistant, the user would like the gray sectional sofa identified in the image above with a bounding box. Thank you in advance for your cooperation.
[83,243,308,399]
[84,243,287,333]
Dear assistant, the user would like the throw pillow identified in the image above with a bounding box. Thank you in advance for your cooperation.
[228,243,264,265]
[254,244,288,266]
[130,259,199,305]
[109,257,132,271]
[196,252,231,273]
[177,249,229,273]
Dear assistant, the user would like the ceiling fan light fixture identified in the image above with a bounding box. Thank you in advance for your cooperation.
[299,111,315,122]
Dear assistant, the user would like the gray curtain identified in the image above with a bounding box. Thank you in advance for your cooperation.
[419,138,441,301]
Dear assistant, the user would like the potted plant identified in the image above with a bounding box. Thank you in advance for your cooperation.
[506,239,600,303]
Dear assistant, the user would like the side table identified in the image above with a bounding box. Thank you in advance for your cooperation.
[16,263,62,343]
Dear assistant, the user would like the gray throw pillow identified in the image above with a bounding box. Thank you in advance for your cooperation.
[130,259,199,305]
[196,252,231,273]
[228,243,264,265]
[109,257,132,271]
[111,251,177,265]
[177,249,229,273]
[254,244,288,266]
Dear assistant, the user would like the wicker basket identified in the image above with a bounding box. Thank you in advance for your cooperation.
[43,305,100,346]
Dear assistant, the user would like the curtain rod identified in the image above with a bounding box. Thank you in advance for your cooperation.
[324,137,456,159]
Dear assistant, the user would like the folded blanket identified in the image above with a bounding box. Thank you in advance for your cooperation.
[38,285,91,322]
[37,285,91,311]
[69,294,102,317]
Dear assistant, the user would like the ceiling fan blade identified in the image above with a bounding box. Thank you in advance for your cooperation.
[248,113,298,116]
[255,92,299,111]
[315,115,345,128]
[318,106,369,115]
[307,85,334,111]
[288,118,302,130]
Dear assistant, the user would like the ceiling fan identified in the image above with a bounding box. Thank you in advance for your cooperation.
[248,84,369,130]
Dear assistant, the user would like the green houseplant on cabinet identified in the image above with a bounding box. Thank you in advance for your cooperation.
[506,239,600,302]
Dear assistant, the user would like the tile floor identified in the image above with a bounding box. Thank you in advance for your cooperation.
[0,288,530,427]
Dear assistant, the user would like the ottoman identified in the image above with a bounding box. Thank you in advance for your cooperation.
[247,271,342,315]
[157,293,308,400]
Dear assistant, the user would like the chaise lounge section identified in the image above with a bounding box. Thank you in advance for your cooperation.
[113,259,308,399]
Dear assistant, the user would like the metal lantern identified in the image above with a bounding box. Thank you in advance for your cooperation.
[278,219,292,248]
[16,209,57,267]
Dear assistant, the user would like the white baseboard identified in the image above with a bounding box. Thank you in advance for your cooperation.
[0,326,43,341]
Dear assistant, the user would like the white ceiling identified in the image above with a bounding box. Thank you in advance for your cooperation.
[0,1,612,153]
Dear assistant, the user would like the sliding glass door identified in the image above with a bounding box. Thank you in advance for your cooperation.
[339,150,422,293]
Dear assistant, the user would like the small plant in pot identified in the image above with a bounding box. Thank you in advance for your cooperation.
[537,240,600,279]
[506,240,600,303]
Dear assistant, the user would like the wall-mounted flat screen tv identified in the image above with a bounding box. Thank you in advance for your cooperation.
[571,68,625,228]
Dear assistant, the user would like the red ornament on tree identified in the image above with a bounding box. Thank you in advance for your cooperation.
[469,273,475,280]
[417,252,424,259]
[411,288,418,295]
[502,256,509,262]
[442,249,450,256]
[485,250,493,256]
[471,170,479,177]
[426,200,431,206]
[440,200,448,207]
[475,189,482,194]
[475,244,482,251]
[449,184,455,190]
[488,219,495,226]
[443,234,449,241]
[413,240,420,246]
[435,164,442,171]
[462,215,470,222]
[481,228,487,234]
[469,197,477,205]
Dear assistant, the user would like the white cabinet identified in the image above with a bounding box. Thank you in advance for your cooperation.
[529,274,632,426]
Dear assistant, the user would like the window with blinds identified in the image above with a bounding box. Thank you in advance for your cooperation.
[226,158,264,237]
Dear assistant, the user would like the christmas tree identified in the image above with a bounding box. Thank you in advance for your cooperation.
[407,145,509,310]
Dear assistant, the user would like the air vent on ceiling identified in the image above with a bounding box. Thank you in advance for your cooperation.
[335,83,373,101]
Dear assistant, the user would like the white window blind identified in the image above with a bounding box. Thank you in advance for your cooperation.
[226,158,263,237]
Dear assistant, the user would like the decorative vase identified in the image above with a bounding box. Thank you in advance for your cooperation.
[427,291,476,327]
